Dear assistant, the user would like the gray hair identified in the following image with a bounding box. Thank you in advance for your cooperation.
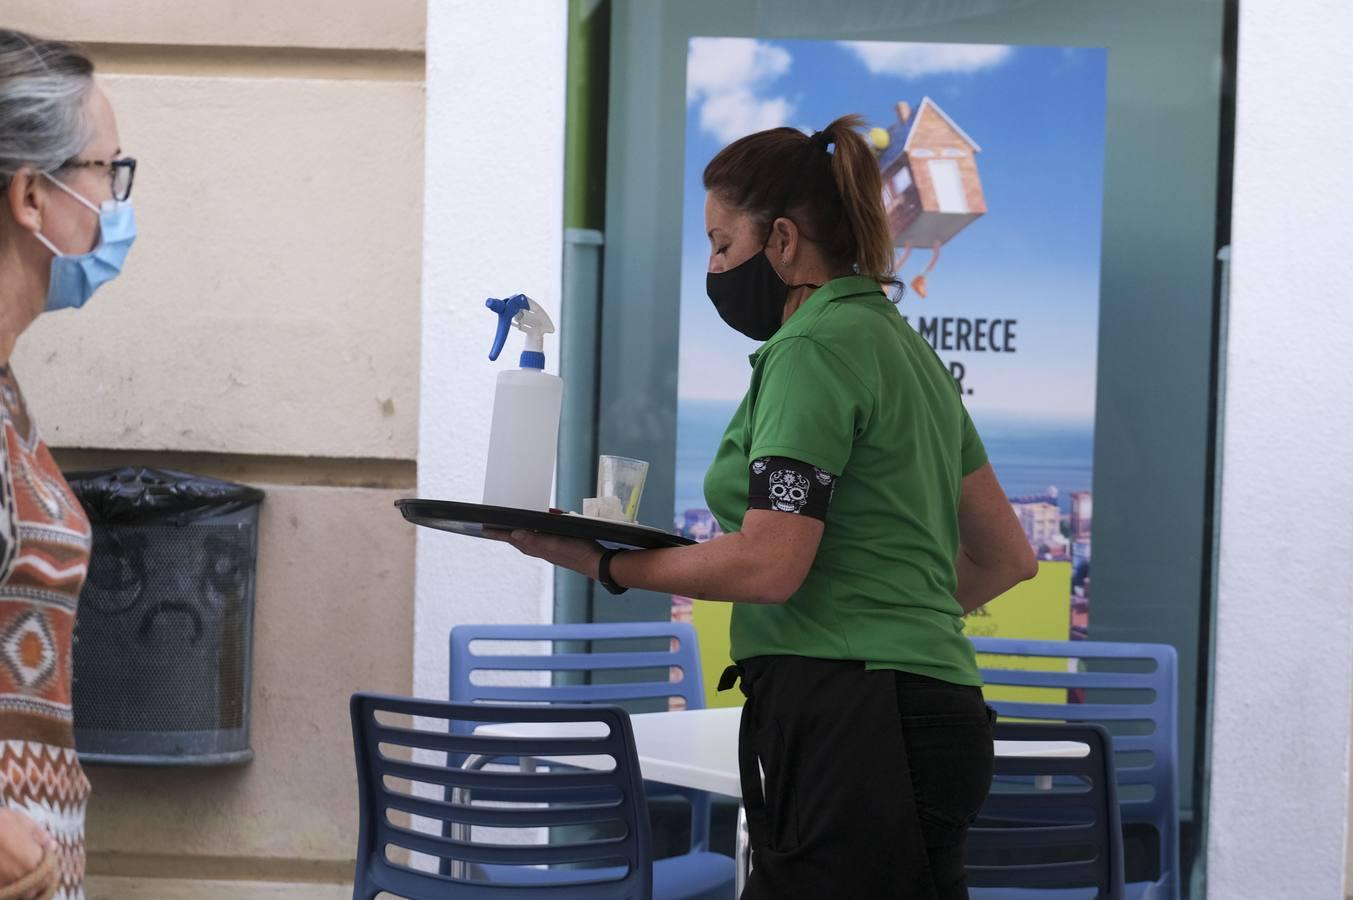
[0,29,95,189]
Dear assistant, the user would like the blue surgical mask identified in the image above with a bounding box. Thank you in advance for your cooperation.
[32,172,137,313]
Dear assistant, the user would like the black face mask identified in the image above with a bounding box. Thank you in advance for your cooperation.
[706,240,821,342]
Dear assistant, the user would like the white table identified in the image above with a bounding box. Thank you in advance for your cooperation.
[477,706,1088,896]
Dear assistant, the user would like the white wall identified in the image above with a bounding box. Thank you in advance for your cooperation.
[1209,1,1353,897]
[414,0,568,701]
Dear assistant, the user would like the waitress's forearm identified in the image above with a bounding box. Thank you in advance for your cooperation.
[954,545,1033,614]
[609,533,789,604]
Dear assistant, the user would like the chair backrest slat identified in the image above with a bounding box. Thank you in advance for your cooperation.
[467,650,688,672]
[382,792,624,831]
[464,681,692,705]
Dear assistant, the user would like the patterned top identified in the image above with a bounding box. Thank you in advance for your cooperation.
[0,366,92,899]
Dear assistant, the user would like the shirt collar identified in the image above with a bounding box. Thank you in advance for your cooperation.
[748,275,887,367]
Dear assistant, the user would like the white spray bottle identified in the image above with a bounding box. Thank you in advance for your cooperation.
[482,294,563,510]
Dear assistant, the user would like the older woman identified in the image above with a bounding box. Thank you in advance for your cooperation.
[0,29,137,900]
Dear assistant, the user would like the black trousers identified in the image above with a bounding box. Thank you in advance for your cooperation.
[726,656,995,899]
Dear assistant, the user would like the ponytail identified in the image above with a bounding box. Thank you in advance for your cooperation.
[703,114,897,284]
[820,115,894,282]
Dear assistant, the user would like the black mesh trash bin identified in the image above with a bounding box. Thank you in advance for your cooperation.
[65,467,264,766]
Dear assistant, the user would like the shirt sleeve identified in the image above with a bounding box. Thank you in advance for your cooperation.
[748,456,837,520]
[747,337,871,476]
[960,406,989,475]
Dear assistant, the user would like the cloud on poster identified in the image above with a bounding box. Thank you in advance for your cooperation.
[838,41,1014,78]
[687,37,795,144]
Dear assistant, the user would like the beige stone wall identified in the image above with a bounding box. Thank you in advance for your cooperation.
[16,73,422,458]
[5,0,425,51]
[4,1,425,894]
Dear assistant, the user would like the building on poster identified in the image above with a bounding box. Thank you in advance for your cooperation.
[875,97,987,299]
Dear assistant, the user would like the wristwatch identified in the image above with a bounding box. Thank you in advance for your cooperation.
[597,548,629,595]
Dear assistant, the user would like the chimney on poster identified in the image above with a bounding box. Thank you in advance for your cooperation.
[895,101,912,125]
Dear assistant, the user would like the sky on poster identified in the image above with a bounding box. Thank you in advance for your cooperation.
[677,38,1107,426]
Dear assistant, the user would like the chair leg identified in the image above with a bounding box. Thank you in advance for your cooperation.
[449,786,471,881]
[736,804,751,897]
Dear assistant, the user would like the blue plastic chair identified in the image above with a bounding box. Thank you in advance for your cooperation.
[450,623,733,900]
[970,638,1180,900]
[967,721,1126,900]
[350,692,652,899]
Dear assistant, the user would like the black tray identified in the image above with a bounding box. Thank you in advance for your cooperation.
[396,499,694,550]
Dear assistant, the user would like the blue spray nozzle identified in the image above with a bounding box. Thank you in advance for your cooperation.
[486,294,532,361]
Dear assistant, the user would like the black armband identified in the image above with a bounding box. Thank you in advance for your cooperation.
[747,457,836,521]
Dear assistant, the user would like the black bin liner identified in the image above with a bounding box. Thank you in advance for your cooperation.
[66,468,264,766]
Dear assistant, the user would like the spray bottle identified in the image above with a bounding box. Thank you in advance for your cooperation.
[482,294,563,510]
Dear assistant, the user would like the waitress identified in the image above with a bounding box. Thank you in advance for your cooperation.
[501,115,1036,899]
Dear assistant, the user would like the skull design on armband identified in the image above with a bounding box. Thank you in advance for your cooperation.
[768,469,812,514]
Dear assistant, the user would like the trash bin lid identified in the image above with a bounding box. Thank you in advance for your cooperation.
[65,467,264,525]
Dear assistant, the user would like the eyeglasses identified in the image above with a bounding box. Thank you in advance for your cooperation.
[59,156,137,202]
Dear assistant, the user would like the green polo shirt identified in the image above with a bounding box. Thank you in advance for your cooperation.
[704,275,988,686]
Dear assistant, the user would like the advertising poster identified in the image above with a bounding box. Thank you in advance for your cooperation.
[671,38,1107,707]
